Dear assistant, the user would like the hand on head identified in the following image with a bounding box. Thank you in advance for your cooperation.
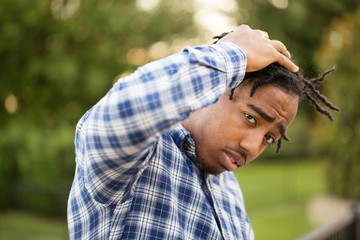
[218,25,299,73]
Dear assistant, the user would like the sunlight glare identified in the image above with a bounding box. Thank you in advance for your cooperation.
[5,94,19,114]
[192,0,239,37]
[136,0,160,12]
[270,0,288,9]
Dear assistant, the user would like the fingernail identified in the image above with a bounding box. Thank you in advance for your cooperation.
[294,65,299,72]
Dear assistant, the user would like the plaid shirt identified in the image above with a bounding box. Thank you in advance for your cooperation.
[67,42,254,239]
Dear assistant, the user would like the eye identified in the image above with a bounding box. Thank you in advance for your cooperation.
[265,134,275,144]
[245,113,256,124]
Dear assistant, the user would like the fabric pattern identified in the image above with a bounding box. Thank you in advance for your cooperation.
[67,42,254,239]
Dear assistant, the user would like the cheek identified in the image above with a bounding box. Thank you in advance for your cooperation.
[207,105,230,129]
[208,98,245,141]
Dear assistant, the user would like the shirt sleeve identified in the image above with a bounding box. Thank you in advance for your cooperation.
[75,42,246,203]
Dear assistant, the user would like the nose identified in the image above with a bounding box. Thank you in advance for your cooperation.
[239,133,264,157]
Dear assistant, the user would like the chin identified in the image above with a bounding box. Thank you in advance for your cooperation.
[201,164,226,175]
[198,156,226,174]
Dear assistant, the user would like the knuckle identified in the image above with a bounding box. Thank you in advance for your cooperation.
[239,24,250,30]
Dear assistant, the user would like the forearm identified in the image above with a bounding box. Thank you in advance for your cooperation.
[82,42,246,160]
[76,42,246,202]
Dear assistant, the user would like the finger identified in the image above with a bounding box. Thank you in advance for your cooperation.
[254,29,269,39]
[271,40,299,72]
[271,40,291,59]
[262,31,269,39]
[277,54,299,73]
[239,24,252,30]
[260,30,269,39]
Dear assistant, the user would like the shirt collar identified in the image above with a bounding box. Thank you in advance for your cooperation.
[169,124,201,169]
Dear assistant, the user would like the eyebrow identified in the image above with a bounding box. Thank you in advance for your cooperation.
[247,103,287,138]
[247,104,275,122]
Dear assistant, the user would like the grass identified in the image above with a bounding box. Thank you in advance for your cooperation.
[0,211,68,240]
[0,158,325,240]
[249,200,313,239]
[234,157,326,240]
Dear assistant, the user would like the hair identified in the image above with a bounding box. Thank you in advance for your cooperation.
[213,33,339,153]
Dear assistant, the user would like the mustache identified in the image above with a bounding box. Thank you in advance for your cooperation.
[225,145,248,165]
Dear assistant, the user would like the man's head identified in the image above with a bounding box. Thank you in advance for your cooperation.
[182,70,299,174]
[183,36,338,174]
[235,63,338,153]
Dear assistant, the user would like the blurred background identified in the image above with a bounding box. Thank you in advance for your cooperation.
[0,0,359,239]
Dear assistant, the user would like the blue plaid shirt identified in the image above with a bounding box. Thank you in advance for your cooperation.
[67,42,254,239]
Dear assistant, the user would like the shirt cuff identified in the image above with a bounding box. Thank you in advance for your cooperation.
[209,41,247,89]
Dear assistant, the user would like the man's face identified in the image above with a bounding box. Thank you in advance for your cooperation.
[183,83,299,174]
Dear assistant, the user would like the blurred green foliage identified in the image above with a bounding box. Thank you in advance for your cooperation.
[234,0,360,200]
[314,8,360,199]
[234,0,359,157]
[0,0,359,218]
[0,0,196,216]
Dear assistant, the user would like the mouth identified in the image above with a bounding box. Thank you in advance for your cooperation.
[223,151,245,171]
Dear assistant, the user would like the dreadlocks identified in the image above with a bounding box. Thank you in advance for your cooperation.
[213,32,339,153]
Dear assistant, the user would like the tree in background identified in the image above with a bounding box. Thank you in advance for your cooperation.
[1,0,359,217]
[315,8,360,199]
[235,0,360,199]
[0,0,196,216]
[231,0,359,158]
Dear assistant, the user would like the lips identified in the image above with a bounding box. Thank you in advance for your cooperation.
[230,152,242,167]
[223,151,244,171]
[230,155,240,166]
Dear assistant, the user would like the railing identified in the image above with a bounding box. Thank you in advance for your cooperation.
[297,203,360,240]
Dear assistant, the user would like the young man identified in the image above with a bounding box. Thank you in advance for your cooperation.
[67,25,335,239]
